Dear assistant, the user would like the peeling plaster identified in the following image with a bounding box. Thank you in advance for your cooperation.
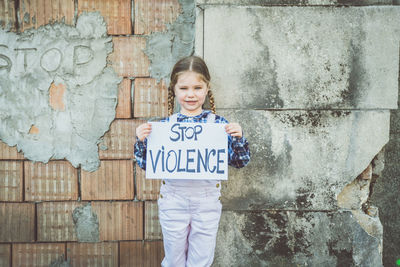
[49,256,71,267]
[0,12,121,171]
[337,150,384,259]
[72,203,100,242]
[144,0,196,83]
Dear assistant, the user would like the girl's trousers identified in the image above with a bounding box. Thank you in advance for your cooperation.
[158,183,222,267]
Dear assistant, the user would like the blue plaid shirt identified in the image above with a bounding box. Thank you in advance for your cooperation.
[134,110,250,172]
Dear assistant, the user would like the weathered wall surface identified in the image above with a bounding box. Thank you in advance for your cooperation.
[371,86,400,267]
[0,12,120,172]
[1,0,399,266]
[0,0,190,265]
[196,2,400,266]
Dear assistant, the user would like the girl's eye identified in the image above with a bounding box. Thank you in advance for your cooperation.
[179,87,187,90]
[195,87,202,90]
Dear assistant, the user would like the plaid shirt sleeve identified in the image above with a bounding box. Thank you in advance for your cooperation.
[134,137,147,170]
[215,115,251,168]
[228,135,250,168]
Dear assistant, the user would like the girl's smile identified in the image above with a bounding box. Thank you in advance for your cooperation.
[174,71,208,116]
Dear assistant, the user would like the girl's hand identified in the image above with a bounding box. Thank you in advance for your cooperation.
[225,123,242,138]
[136,123,152,141]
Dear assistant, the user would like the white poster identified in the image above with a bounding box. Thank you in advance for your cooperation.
[146,122,228,180]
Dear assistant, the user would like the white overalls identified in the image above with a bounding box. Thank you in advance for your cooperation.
[158,113,223,267]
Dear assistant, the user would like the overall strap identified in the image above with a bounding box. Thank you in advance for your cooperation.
[207,112,215,123]
[169,113,178,122]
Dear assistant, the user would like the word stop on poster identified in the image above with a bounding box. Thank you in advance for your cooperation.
[146,122,228,180]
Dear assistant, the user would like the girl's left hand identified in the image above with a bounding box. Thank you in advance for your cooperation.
[225,123,242,138]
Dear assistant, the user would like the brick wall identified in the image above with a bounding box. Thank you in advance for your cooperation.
[0,0,178,265]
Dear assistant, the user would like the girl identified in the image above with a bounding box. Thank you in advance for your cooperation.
[134,56,250,267]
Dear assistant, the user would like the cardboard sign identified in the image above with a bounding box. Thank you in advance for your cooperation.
[146,122,228,180]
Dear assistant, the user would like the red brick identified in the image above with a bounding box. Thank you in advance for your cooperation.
[0,203,35,242]
[49,82,66,111]
[78,0,131,35]
[120,241,164,267]
[134,78,168,118]
[99,120,145,160]
[0,161,23,201]
[92,201,143,241]
[66,242,118,267]
[0,0,16,31]
[145,201,162,240]
[18,0,75,32]
[81,160,134,200]
[116,78,132,118]
[0,140,24,159]
[12,243,65,267]
[108,36,150,77]
[134,0,181,35]
[25,161,78,201]
[37,201,83,242]
[0,244,11,267]
[136,166,161,200]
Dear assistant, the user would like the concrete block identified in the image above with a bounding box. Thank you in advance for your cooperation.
[78,0,131,35]
[120,241,164,267]
[91,201,143,241]
[116,78,132,119]
[18,0,75,32]
[218,109,389,210]
[12,243,66,267]
[133,78,168,118]
[0,203,35,242]
[81,160,134,200]
[136,166,161,200]
[145,201,162,240]
[134,0,181,35]
[0,0,16,31]
[37,201,82,242]
[0,244,11,267]
[201,6,400,109]
[0,161,23,201]
[109,36,150,77]
[24,161,78,201]
[214,210,382,266]
[0,141,24,159]
[66,242,118,267]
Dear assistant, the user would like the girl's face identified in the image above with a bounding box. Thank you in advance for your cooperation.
[174,71,209,116]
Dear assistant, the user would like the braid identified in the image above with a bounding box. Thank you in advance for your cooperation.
[208,90,216,114]
[168,86,175,116]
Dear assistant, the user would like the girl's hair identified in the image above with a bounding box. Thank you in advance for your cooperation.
[168,56,216,116]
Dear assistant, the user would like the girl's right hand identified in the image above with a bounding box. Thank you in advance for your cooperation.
[136,123,152,141]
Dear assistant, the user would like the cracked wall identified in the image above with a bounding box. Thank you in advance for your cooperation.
[196,2,400,266]
[0,12,120,171]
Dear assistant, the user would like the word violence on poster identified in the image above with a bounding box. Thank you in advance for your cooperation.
[146,122,228,180]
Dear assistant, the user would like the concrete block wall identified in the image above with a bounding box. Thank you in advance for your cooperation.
[1,0,400,266]
[195,1,400,266]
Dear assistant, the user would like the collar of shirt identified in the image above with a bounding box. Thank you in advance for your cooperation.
[176,109,211,122]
